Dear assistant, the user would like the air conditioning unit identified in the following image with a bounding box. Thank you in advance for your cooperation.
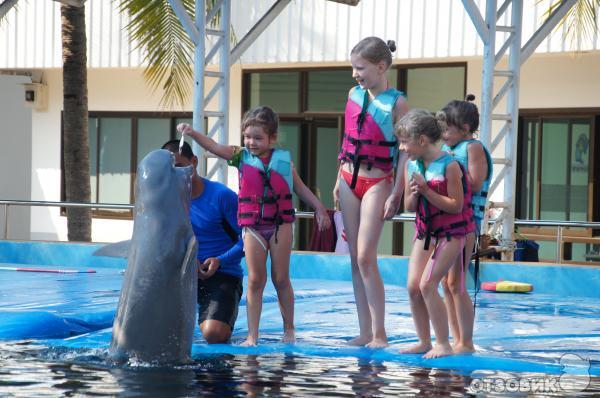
[23,83,48,110]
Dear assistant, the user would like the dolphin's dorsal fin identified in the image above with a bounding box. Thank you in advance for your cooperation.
[181,235,197,280]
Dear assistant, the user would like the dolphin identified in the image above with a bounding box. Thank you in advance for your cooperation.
[109,149,198,365]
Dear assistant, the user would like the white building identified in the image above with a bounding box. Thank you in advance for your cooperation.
[1,0,599,262]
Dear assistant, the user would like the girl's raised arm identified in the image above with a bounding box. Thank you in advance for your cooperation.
[177,123,235,161]
[419,162,464,214]
[404,161,419,213]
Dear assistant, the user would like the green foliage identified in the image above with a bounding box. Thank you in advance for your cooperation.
[542,0,599,48]
[119,0,196,109]
[119,0,232,109]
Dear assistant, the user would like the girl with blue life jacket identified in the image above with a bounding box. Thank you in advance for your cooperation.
[332,37,409,348]
[177,107,330,347]
[396,109,475,359]
[439,95,492,354]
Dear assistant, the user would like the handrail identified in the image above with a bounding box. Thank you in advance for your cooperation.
[2,199,600,263]
[0,199,133,210]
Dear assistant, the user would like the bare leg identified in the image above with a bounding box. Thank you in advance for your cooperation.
[357,180,392,348]
[241,230,268,347]
[339,178,372,346]
[442,276,461,346]
[269,223,296,344]
[420,237,462,359]
[400,238,434,354]
[447,233,476,353]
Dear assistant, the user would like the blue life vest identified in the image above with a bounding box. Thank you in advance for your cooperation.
[442,139,492,223]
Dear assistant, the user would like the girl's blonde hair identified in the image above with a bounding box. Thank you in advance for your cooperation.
[395,108,445,143]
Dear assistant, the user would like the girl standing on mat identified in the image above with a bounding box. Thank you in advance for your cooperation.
[333,36,409,348]
[178,106,330,346]
[439,95,492,354]
[396,109,474,358]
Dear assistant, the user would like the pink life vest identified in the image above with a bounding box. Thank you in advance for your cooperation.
[408,154,475,250]
[237,148,295,227]
[338,86,403,189]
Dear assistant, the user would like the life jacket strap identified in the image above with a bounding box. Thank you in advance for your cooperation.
[344,134,397,147]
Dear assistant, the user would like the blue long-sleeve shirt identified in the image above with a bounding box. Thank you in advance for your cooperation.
[189,178,244,279]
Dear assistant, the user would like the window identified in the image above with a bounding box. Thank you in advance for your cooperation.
[518,111,599,263]
[244,64,466,252]
[518,116,593,222]
[400,65,466,111]
[63,112,192,218]
[248,72,300,114]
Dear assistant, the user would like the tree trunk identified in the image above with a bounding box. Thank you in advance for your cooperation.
[61,4,91,242]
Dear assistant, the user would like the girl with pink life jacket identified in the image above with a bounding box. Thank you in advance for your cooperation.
[178,106,330,347]
[439,95,491,355]
[332,37,409,349]
[396,109,475,359]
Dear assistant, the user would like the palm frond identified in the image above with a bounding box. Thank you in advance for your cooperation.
[541,0,599,49]
[0,0,19,24]
[119,0,234,110]
[120,0,195,109]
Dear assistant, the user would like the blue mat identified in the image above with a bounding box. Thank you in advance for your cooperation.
[0,240,598,376]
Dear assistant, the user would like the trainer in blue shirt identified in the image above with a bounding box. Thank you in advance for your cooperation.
[163,140,244,344]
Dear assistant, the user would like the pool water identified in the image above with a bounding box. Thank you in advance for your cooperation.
[0,241,599,396]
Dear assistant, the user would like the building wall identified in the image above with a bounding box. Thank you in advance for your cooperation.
[2,0,599,69]
[0,75,32,240]
[26,66,243,242]
[465,51,600,204]
[17,51,599,242]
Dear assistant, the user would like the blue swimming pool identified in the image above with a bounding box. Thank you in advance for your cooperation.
[0,240,598,396]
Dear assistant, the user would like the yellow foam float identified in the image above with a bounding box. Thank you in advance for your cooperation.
[481,280,533,293]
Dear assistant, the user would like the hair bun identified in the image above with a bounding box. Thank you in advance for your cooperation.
[387,40,397,53]
[465,94,476,102]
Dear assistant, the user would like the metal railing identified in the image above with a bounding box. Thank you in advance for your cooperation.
[2,199,600,264]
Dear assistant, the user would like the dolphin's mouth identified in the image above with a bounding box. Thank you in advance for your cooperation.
[178,164,194,176]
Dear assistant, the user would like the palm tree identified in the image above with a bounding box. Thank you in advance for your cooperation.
[118,0,202,109]
[61,0,91,242]
[0,0,91,241]
[544,0,599,47]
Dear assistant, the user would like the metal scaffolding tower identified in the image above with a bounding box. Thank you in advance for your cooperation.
[462,0,576,260]
[167,0,292,185]
[167,0,231,182]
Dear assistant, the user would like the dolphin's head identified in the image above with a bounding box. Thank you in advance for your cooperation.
[135,149,193,211]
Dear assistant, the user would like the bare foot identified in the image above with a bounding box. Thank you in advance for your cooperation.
[453,343,475,354]
[423,343,454,359]
[365,338,388,348]
[400,342,432,354]
[346,335,373,346]
[282,329,296,344]
[240,336,258,347]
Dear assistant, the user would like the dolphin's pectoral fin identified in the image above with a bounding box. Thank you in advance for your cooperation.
[181,235,197,280]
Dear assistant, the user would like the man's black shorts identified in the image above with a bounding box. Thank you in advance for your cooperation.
[197,272,243,330]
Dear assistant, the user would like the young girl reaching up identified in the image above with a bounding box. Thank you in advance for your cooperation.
[178,106,330,346]
[333,36,409,348]
[439,95,492,353]
[396,109,475,359]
